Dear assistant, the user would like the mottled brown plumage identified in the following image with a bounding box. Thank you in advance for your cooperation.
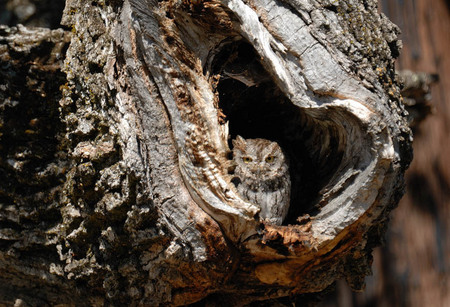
[232,136,290,225]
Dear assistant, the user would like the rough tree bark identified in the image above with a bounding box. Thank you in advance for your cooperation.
[0,0,412,305]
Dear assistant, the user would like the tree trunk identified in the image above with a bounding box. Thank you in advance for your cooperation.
[320,1,449,306]
[0,0,412,305]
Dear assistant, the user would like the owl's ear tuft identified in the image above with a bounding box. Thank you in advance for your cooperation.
[267,141,280,155]
[232,135,247,149]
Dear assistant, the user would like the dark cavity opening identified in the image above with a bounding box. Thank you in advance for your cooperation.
[211,40,343,222]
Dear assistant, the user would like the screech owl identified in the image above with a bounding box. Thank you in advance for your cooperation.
[232,135,291,225]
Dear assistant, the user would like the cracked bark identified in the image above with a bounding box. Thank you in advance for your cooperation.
[0,0,412,305]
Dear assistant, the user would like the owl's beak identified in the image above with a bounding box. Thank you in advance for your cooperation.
[251,166,263,176]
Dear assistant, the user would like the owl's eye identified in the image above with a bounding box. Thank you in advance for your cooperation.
[243,157,253,163]
[265,155,275,163]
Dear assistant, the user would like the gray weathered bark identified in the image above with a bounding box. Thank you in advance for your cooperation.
[0,0,412,305]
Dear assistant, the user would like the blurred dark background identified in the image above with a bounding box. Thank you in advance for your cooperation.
[0,0,65,29]
[1,0,448,306]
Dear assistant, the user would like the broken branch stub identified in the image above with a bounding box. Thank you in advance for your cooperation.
[117,0,410,300]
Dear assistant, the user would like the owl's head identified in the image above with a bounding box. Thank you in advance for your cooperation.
[232,135,288,180]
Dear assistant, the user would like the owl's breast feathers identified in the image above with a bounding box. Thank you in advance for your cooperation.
[236,171,290,192]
